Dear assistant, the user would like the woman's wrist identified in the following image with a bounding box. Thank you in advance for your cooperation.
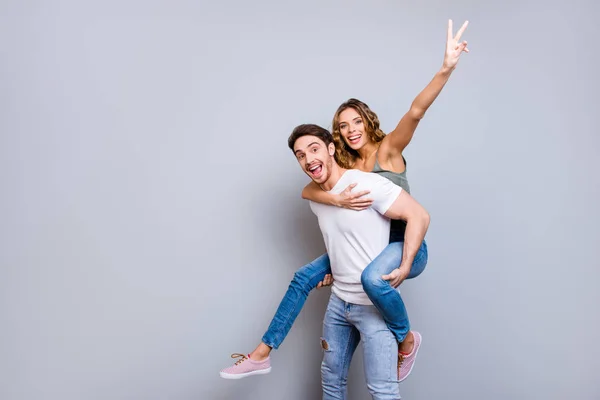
[331,193,342,207]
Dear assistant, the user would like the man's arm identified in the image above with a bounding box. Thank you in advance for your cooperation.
[382,190,430,287]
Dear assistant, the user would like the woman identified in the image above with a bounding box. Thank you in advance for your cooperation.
[220,19,469,381]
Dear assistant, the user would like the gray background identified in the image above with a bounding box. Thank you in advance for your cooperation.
[1,0,599,399]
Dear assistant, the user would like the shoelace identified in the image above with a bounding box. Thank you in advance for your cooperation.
[398,353,405,369]
[230,353,248,366]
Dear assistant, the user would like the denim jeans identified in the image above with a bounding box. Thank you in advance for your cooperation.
[321,293,400,400]
[261,239,428,349]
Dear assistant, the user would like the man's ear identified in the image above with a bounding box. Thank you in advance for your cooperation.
[328,142,335,156]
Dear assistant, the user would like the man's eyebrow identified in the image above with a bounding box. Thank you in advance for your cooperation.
[294,142,320,154]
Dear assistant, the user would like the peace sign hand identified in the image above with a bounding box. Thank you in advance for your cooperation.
[443,19,469,71]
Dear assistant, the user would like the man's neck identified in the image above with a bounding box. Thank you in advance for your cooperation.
[319,163,347,192]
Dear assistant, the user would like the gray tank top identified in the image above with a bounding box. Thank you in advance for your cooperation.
[371,153,411,194]
[371,152,410,240]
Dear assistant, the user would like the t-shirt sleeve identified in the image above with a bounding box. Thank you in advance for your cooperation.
[368,174,403,215]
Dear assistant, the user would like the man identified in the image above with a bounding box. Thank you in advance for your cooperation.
[289,124,430,399]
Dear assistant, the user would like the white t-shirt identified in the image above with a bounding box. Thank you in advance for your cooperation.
[309,169,403,305]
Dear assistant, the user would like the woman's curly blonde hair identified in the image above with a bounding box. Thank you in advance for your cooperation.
[331,98,386,169]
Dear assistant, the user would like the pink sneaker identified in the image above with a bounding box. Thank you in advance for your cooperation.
[219,353,272,380]
[398,331,422,382]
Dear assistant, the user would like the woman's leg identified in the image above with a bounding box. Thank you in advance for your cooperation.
[260,253,332,351]
[360,240,428,382]
[220,253,331,379]
[360,240,428,343]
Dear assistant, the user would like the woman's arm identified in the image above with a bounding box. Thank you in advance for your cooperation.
[380,19,470,159]
[301,181,374,211]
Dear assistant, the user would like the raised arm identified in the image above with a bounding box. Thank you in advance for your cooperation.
[302,181,374,211]
[382,190,431,287]
[380,19,469,159]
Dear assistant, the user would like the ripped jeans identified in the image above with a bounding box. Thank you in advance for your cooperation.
[321,292,400,400]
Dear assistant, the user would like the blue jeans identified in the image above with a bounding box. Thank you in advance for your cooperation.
[321,293,399,400]
[261,240,428,349]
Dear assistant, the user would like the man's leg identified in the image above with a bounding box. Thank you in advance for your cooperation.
[350,303,401,400]
[360,240,427,381]
[220,254,331,379]
[321,293,360,400]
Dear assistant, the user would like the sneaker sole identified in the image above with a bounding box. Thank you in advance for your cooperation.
[399,333,422,383]
[219,367,272,380]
